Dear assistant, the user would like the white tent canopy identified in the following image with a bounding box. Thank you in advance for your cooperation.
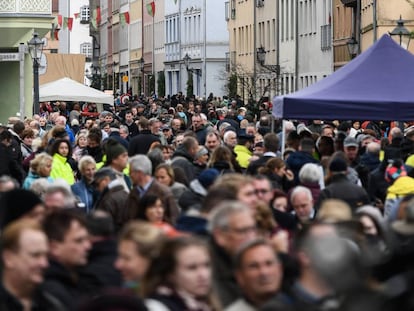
[39,77,113,105]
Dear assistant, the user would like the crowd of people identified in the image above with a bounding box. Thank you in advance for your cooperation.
[0,92,413,311]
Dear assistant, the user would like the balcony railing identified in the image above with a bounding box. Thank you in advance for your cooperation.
[0,0,51,15]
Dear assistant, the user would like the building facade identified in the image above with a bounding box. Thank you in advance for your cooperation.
[0,0,53,121]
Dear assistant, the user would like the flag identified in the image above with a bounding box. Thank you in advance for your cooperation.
[63,17,68,29]
[58,14,62,26]
[146,1,155,17]
[54,28,59,40]
[74,13,79,19]
[67,17,73,31]
[92,7,101,29]
[120,12,130,27]
[51,23,60,40]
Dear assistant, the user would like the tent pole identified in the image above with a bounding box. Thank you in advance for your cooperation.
[281,119,286,158]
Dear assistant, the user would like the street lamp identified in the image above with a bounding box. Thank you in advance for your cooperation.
[28,32,44,115]
[183,53,201,76]
[346,37,359,59]
[139,57,145,96]
[256,46,266,66]
[256,46,280,74]
[389,15,411,49]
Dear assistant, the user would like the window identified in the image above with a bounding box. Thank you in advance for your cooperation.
[80,6,90,24]
[80,42,92,59]
[320,24,331,50]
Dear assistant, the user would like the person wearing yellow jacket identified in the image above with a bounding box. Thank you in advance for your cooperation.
[50,139,75,185]
[234,133,254,170]
[384,161,414,221]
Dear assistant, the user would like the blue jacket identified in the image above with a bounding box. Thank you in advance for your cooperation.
[22,171,53,189]
[71,178,95,213]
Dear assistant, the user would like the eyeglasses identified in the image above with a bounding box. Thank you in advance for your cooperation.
[226,225,257,236]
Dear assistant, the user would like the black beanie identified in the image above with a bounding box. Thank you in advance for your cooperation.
[0,189,43,228]
[104,139,127,164]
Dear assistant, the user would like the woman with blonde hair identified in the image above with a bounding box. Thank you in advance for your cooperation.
[72,130,88,161]
[22,152,53,189]
[115,221,166,293]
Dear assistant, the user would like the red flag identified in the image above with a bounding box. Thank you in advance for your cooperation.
[120,12,130,26]
[146,1,155,17]
[68,17,73,31]
[54,29,59,40]
[96,7,101,24]
[58,14,62,26]
[74,13,79,19]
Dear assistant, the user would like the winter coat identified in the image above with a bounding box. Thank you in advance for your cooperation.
[234,145,252,169]
[41,260,85,311]
[178,179,207,212]
[171,146,197,182]
[384,176,414,221]
[79,238,122,293]
[210,239,241,308]
[94,181,130,232]
[71,178,95,213]
[22,171,53,190]
[315,173,370,211]
[0,282,65,311]
[50,153,75,185]
[285,151,319,185]
[128,130,160,156]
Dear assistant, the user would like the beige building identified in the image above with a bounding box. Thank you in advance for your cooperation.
[360,0,414,52]
[334,0,414,71]
[226,0,278,102]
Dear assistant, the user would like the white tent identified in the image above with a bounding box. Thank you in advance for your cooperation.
[39,77,113,105]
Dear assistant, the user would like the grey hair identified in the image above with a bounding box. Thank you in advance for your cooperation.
[44,180,77,207]
[78,155,96,172]
[208,200,251,232]
[223,130,236,143]
[299,163,322,184]
[0,175,19,190]
[290,185,313,203]
[129,154,153,175]
[119,125,129,134]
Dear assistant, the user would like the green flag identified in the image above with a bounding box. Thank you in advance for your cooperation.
[146,1,155,17]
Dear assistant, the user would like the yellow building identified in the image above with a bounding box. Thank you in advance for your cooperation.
[0,0,53,121]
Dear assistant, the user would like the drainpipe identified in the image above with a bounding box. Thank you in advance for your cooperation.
[276,0,280,95]
[373,0,377,42]
[253,0,257,102]
[295,0,299,91]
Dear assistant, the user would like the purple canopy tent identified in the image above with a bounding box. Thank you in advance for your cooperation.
[272,35,414,121]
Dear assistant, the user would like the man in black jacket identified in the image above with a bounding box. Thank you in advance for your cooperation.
[1,219,64,311]
[128,117,160,156]
[42,210,91,310]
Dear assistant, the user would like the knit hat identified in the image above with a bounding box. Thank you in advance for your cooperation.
[104,139,127,164]
[0,189,43,228]
[385,160,407,183]
[195,146,209,159]
[197,168,220,189]
[329,157,348,173]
